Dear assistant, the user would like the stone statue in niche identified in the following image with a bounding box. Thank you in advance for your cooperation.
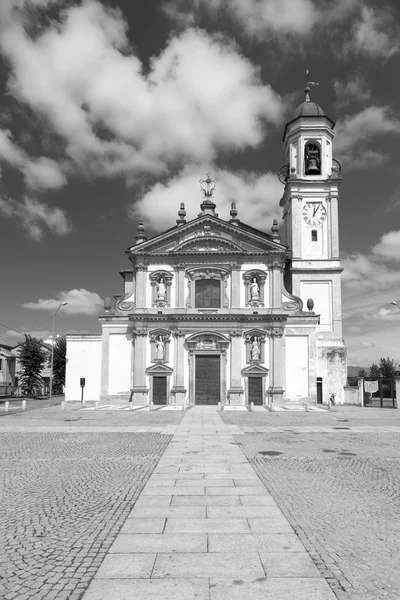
[157,277,167,300]
[305,144,321,175]
[250,277,260,300]
[251,336,261,361]
[155,336,165,360]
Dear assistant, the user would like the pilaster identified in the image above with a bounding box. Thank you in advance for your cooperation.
[227,330,244,405]
[100,328,110,400]
[175,264,186,308]
[170,330,186,405]
[266,324,285,406]
[230,263,241,308]
[131,328,149,404]
[270,261,284,308]
[134,264,147,308]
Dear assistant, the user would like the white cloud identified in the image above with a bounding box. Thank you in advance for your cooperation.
[130,166,283,231]
[163,0,360,39]
[333,75,371,110]
[0,195,72,240]
[0,128,67,190]
[0,2,284,184]
[335,106,400,170]
[350,6,400,59]
[22,289,104,316]
[372,231,400,262]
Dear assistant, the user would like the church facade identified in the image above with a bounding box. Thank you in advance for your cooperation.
[65,90,347,407]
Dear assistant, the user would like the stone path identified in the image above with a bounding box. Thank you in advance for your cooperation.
[82,406,336,600]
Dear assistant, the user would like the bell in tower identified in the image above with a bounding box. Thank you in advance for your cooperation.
[305,143,321,175]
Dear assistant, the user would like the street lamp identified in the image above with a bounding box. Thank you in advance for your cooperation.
[49,303,68,401]
[391,301,400,311]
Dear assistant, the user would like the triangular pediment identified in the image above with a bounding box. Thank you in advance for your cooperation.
[127,215,287,258]
[241,363,269,376]
[146,362,174,375]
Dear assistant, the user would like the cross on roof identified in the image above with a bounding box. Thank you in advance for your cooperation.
[199,173,217,201]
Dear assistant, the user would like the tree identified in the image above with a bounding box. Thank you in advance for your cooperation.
[379,357,397,378]
[17,335,48,397]
[51,337,67,394]
[368,363,381,378]
[357,368,368,377]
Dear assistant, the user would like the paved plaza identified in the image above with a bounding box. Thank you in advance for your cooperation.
[0,403,400,599]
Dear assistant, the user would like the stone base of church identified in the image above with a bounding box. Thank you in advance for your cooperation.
[267,387,285,406]
[100,394,130,405]
[130,386,149,405]
[227,387,245,405]
[170,386,187,406]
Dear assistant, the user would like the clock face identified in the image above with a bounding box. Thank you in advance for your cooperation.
[302,202,327,225]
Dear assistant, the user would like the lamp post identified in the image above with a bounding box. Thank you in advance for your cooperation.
[391,301,400,311]
[49,303,67,401]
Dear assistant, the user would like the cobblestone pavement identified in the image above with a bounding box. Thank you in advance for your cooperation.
[234,428,400,600]
[0,432,171,600]
[0,404,185,427]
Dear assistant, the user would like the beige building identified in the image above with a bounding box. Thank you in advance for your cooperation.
[66,89,346,407]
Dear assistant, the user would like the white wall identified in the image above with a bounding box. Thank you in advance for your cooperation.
[65,336,102,401]
[285,335,309,400]
[300,281,332,330]
[108,334,132,394]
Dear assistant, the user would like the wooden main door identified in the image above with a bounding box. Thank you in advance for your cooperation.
[153,376,167,405]
[195,355,220,404]
[248,377,263,405]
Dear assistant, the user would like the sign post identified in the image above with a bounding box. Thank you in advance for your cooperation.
[80,377,85,405]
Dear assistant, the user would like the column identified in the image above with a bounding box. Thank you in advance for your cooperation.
[170,330,186,406]
[227,331,244,405]
[267,324,285,406]
[131,329,149,405]
[135,264,147,308]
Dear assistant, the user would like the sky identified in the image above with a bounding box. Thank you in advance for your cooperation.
[0,0,400,366]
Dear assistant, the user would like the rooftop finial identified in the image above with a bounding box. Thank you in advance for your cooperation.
[176,202,186,226]
[271,219,280,240]
[135,218,147,244]
[230,202,239,224]
[200,172,217,202]
[304,69,319,102]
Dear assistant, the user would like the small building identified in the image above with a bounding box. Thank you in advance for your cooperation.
[66,87,347,407]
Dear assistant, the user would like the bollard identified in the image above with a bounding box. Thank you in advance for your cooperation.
[217,401,221,412]
[22,400,26,411]
[149,402,153,411]
[305,402,309,412]
[95,401,99,411]
[129,402,133,411]
[250,402,254,412]
[61,401,65,411]
[5,401,9,413]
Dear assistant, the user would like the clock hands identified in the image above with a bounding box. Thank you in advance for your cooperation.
[312,204,320,218]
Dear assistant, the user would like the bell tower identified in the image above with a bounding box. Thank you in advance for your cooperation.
[279,77,346,402]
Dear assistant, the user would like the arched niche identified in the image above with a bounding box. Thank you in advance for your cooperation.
[149,328,171,363]
[149,270,173,308]
[244,328,267,363]
[242,270,267,307]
